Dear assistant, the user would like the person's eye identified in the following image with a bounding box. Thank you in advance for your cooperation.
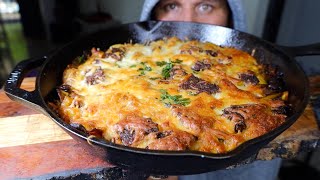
[164,3,178,12]
[198,3,213,13]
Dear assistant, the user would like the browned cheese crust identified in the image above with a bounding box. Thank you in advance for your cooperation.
[56,37,290,153]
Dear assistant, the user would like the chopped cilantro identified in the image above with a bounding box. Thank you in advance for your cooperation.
[145,66,152,71]
[161,63,173,79]
[159,60,183,79]
[73,50,93,66]
[160,89,191,106]
[156,61,167,67]
[138,62,152,75]
[150,77,160,80]
[73,55,86,65]
[171,59,183,64]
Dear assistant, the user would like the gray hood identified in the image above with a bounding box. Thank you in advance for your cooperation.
[140,0,247,32]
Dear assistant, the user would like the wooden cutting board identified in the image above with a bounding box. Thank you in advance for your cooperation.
[0,77,70,147]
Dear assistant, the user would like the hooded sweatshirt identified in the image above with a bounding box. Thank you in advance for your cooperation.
[140,0,247,32]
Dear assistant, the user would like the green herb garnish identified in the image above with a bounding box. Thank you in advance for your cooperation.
[161,62,173,79]
[171,59,183,64]
[73,55,86,65]
[160,89,191,106]
[150,77,160,80]
[156,61,167,67]
[78,55,85,63]
[160,60,183,79]
[138,62,152,75]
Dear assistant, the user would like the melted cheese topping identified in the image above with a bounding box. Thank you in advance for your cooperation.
[57,37,288,153]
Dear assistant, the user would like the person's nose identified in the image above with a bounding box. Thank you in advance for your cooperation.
[179,10,196,22]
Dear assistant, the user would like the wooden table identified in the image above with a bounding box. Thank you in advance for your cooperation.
[0,77,319,180]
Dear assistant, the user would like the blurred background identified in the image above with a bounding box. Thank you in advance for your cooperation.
[0,0,319,179]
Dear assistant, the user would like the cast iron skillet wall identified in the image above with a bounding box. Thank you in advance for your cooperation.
[5,21,312,175]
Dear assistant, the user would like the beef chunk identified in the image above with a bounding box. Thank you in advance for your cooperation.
[156,131,172,139]
[106,47,126,61]
[223,104,286,136]
[180,74,219,95]
[191,60,212,71]
[265,79,285,94]
[119,128,135,145]
[113,116,159,146]
[146,130,196,150]
[171,105,214,135]
[234,121,247,133]
[272,105,293,116]
[59,84,72,93]
[86,67,105,85]
[205,50,218,57]
[239,71,259,85]
[180,46,203,55]
[223,106,247,133]
[262,64,286,95]
[223,103,285,134]
[170,65,187,78]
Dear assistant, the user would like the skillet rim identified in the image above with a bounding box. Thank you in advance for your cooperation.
[38,20,310,159]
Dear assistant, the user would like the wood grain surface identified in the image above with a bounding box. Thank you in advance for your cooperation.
[0,114,72,147]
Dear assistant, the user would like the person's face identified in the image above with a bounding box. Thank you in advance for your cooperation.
[154,0,229,26]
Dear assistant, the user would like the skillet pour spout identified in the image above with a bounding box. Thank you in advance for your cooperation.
[3,21,316,175]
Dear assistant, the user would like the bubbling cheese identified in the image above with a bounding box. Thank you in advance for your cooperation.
[56,37,289,153]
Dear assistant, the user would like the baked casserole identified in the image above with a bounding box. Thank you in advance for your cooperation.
[54,37,291,153]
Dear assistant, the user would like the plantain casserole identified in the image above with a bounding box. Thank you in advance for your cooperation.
[53,37,292,153]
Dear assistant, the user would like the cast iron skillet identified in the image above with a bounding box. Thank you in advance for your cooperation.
[4,21,320,175]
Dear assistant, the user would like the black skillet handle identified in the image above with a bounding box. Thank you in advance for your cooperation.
[278,43,320,57]
[4,56,47,109]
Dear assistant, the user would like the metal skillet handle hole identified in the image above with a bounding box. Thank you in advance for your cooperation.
[19,69,39,92]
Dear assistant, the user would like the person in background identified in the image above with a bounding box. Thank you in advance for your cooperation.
[140,0,282,180]
[140,0,246,31]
